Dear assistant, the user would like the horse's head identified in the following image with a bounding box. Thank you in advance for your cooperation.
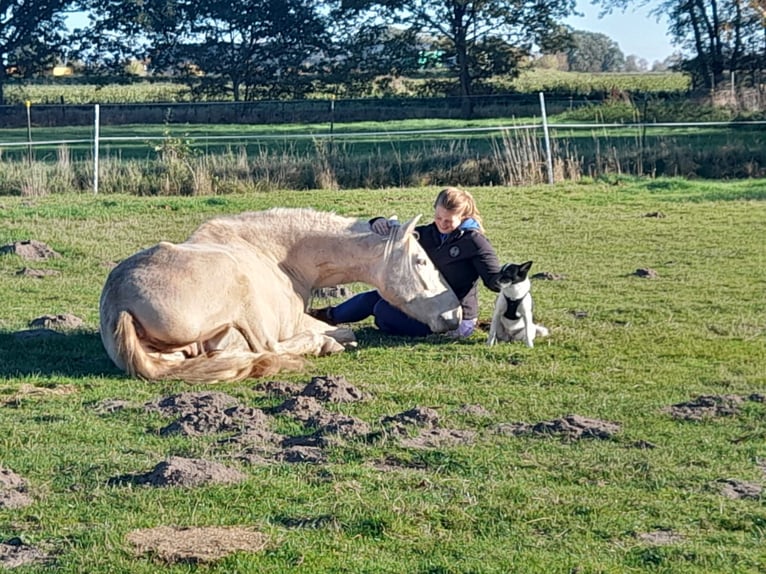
[374,215,461,333]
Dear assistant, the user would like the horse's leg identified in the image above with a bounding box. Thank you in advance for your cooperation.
[272,331,347,356]
[301,315,357,345]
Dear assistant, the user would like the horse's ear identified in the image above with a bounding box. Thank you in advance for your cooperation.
[401,214,422,236]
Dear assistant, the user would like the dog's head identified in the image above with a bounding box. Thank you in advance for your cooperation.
[498,260,533,286]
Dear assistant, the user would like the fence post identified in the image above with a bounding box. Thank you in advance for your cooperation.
[25,101,32,166]
[538,92,554,185]
[93,104,100,194]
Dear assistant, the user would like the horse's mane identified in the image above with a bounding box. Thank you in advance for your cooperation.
[190,207,368,244]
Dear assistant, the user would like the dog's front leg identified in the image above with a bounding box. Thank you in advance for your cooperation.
[521,304,535,348]
[487,296,505,346]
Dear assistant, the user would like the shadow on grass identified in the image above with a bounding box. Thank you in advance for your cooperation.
[352,326,461,348]
[0,330,120,379]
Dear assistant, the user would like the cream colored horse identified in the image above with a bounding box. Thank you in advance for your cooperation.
[99,207,461,383]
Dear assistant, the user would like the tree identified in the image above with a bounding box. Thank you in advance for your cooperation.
[595,0,766,90]
[0,0,76,104]
[80,0,329,100]
[566,30,625,72]
[334,0,577,116]
[77,0,197,74]
[185,0,329,100]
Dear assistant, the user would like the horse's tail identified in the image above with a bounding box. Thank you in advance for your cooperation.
[111,311,305,383]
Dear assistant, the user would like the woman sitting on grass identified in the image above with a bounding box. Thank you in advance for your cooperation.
[310,187,503,338]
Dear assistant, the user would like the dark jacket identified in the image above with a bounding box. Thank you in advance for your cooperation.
[415,222,502,320]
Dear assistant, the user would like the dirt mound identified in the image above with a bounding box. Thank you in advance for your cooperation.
[300,375,365,403]
[126,526,267,564]
[496,415,621,440]
[160,406,270,437]
[662,394,750,420]
[381,406,440,428]
[16,267,60,278]
[271,396,325,422]
[716,479,762,500]
[0,240,60,261]
[634,268,658,278]
[0,538,52,568]
[112,457,246,488]
[309,412,371,439]
[0,468,33,509]
[145,391,240,417]
[28,314,83,330]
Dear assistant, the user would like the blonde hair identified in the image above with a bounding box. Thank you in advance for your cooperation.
[434,187,484,232]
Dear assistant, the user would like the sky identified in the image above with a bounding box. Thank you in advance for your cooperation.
[565,1,677,64]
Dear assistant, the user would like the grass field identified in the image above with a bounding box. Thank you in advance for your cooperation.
[0,179,764,572]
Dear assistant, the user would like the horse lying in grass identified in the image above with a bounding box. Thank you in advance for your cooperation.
[99,207,462,383]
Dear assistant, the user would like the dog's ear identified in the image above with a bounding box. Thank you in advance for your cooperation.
[518,260,533,277]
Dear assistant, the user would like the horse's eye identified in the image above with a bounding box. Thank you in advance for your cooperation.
[415,257,428,266]
[412,231,420,240]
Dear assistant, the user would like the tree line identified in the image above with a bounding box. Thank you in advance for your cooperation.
[1,0,763,109]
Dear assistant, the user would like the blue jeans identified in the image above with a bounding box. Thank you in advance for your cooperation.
[331,290,432,337]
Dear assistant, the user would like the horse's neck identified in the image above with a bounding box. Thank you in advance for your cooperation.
[294,231,381,288]
[190,211,383,294]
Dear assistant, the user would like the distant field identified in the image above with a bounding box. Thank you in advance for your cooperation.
[2,69,693,105]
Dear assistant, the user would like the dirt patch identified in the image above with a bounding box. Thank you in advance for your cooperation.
[636,529,684,545]
[253,380,304,398]
[0,383,77,407]
[495,415,621,440]
[643,211,666,218]
[16,267,60,278]
[0,240,61,261]
[531,271,566,281]
[126,525,267,564]
[92,398,133,414]
[110,457,246,488]
[662,394,750,420]
[275,446,327,464]
[456,404,493,417]
[400,428,477,449]
[716,479,762,500]
[0,468,33,509]
[633,268,659,278]
[28,314,83,330]
[0,539,53,568]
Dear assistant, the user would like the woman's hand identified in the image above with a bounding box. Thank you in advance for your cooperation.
[371,216,399,236]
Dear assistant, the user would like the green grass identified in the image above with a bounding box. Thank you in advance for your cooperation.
[0,179,765,572]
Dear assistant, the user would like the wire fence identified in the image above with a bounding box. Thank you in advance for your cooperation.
[1,93,765,192]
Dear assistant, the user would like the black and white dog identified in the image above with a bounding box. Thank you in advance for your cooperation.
[487,261,549,348]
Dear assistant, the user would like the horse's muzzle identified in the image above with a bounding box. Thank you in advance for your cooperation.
[431,307,462,333]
